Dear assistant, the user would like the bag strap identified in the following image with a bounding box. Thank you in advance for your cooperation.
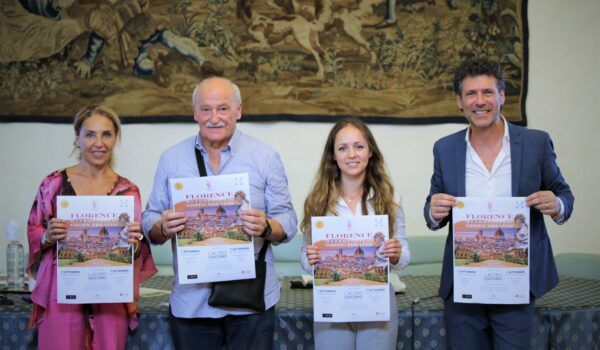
[257,240,270,262]
[194,147,207,177]
[195,146,270,261]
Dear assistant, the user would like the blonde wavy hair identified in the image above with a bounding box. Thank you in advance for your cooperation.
[301,119,398,242]
[72,105,122,167]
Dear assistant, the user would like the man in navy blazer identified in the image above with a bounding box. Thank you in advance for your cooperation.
[424,60,574,349]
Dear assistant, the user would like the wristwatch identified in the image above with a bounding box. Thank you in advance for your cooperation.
[260,219,272,240]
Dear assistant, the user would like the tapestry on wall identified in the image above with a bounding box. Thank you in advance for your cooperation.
[0,0,528,124]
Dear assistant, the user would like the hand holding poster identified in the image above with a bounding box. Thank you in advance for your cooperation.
[170,173,255,284]
[311,215,390,322]
[57,195,134,304]
[452,197,530,304]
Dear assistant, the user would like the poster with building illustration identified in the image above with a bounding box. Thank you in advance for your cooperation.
[452,197,530,304]
[56,196,134,304]
[169,173,254,285]
[311,215,390,322]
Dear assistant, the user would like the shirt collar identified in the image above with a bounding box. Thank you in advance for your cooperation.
[195,129,241,154]
[464,115,510,144]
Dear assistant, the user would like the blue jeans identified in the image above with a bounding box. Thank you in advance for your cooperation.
[168,307,276,350]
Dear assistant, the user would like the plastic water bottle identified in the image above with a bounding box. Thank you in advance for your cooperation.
[6,220,25,289]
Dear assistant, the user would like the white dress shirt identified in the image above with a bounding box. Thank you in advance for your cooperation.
[465,118,512,197]
[430,118,564,226]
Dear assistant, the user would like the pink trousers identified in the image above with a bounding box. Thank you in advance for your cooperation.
[38,301,128,350]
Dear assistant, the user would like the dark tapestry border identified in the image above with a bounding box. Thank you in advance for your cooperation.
[519,0,529,127]
[0,113,527,126]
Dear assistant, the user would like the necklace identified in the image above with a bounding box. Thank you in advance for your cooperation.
[342,191,363,203]
[66,173,117,195]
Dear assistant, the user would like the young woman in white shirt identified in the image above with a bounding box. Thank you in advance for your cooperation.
[300,118,411,350]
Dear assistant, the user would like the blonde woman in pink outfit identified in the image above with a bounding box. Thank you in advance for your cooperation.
[26,105,157,350]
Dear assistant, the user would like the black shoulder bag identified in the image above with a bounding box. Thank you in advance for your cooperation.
[194,148,268,312]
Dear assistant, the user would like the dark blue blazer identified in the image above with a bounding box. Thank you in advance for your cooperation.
[424,122,574,300]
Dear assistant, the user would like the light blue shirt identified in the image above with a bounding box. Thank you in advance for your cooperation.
[142,129,298,318]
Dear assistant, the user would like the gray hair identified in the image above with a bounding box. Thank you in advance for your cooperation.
[192,77,242,108]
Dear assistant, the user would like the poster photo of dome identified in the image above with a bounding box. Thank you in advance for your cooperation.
[313,242,389,287]
[175,202,252,247]
[58,223,133,267]
[454,226,528,268]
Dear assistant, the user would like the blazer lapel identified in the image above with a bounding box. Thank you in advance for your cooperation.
[509,123,522,196]
[455,131,467,196]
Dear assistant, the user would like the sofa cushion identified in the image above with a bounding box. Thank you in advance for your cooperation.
[151,242,173,266]
[273,234,304,277]
[406,235,446,265]
[554,253,600,280]
[395,235,445,276]
[399,262,443,276]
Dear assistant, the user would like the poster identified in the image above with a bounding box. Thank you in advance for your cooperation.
[56,195,134,304]
[312,215,390,322]
[170,173,255,284]
[453,197,530,304]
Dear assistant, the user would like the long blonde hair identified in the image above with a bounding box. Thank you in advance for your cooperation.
[301,119,398,242]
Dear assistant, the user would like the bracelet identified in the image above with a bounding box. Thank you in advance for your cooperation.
[41,231,50,247]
